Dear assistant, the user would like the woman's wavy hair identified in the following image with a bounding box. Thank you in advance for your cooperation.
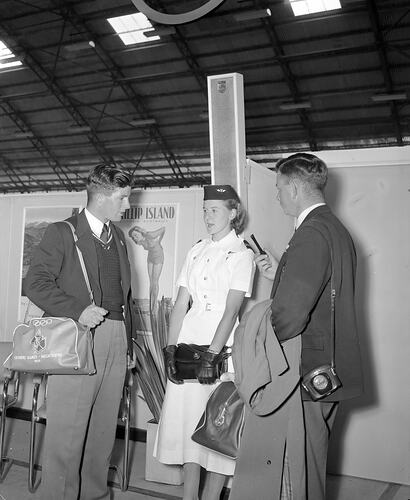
[224,198,247,235]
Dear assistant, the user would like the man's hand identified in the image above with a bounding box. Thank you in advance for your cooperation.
[163,345,183,385]
[254,249,279,281]
[78,305,108,328]
[196,350,220,385]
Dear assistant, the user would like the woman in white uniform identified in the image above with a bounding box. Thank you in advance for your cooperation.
[154,184,254,500]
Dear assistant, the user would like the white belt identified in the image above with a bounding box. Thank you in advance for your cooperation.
[191,302,224,312]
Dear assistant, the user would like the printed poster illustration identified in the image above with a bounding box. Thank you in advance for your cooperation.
[119,202,178,331]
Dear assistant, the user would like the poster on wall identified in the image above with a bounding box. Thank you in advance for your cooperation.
[118,202,179,332]
[19,206,82,322]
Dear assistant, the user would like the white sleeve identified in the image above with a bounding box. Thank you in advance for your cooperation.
[176,252,190,289]
[227,249,255,297]
[176,242,200,288]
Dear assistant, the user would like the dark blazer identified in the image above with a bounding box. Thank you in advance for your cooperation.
[25,210,135,354]
[270,205,363,401]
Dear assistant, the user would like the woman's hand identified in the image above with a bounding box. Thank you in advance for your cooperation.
[163,345,183,385]
[220,372,235,382]
[196,349,220,384]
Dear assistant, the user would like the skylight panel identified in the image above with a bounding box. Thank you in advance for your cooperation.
[289,0,342,16]
[0,41,22,70]
[107,13,160,45]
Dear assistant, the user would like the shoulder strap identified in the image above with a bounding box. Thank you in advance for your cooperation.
[63,221,94,304]
[306,221,337,370]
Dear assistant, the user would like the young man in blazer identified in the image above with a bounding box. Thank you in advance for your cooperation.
[25,164,135,500]
[255,153,363,500]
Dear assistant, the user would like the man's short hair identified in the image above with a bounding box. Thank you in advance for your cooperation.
[86,163,132,195]
[275,153,328,191]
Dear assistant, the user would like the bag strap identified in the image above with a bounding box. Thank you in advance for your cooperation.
[309,222,338,370]
[63,221,94,304]
[330,265,336,370]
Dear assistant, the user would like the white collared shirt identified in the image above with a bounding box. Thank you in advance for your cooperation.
[295,203,326,230]
[178,229,255,302]
[84,208,109,238]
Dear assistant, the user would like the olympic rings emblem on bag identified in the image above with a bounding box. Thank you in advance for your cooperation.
[32,318,53,327]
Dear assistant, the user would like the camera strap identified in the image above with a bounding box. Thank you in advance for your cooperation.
[309,221,338,371]
[330,272,336,370]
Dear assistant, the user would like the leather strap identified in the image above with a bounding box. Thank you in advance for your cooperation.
[63,221,94,305]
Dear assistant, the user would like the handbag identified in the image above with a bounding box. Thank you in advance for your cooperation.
[174,343,229,381]
[5,317,95,374]
[191,381,245,459]
[4,221,96,375]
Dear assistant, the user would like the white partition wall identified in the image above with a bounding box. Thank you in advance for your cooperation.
[317,150,410,486]
[243,159,293,306]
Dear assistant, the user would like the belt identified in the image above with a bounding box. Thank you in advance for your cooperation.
[105,310,124,321]
[191,302,224,312]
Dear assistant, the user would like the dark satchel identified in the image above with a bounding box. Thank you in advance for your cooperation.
[191,381,245,459]
[174,344,229,381]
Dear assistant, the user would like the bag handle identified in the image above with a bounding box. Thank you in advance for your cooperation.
[63,221,94,305]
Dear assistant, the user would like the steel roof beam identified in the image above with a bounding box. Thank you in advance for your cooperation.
[0,22,115,168]
[366,0,403,145]
[250,2,317,150]
[0,154,31,192]
[0,99,77,191]
[49,0,189,186]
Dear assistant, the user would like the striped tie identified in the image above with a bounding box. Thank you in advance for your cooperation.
[101,223,110,243]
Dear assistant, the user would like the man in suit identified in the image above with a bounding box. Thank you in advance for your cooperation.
[25,163,135,500]
[255,153,363,500]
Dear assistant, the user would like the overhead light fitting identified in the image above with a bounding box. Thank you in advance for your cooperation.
[233,8,272,22]
[143,27,176,38]
[67,125,92,133]
[64,41,96,52]
[14,130,34,138]
[279,101,312,110]
[130,118,156,126]
[371,93,407,102]
[290,0,341,17]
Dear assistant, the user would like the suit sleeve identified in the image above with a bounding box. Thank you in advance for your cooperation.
[25,223,87,320]
[272,226,330,341]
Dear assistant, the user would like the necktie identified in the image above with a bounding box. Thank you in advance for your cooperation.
[101,223,109,243]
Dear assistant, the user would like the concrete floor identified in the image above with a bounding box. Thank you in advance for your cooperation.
[1,451,409,500]
[0,419,409,500]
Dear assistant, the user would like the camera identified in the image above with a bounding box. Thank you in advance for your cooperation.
[301,365,341,400]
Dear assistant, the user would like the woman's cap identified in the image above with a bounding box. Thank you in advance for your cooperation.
[203,184,240,201]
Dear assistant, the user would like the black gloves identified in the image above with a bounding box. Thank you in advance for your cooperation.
[163,345,183,385]
[196,349,220,385]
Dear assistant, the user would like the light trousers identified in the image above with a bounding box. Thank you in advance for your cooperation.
[39,319,127,500]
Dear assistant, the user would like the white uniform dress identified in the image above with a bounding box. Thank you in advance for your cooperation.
[154,230,254,475]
